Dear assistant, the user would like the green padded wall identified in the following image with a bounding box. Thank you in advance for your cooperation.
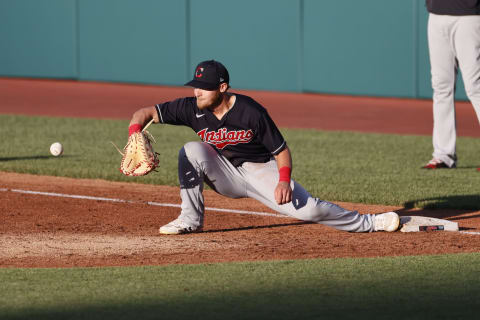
[0,0,470,100]
[0,0,77,78]
[417,1,431,99]
[303,0,416,97]
[189,0,302,92]
[77,0,187,86]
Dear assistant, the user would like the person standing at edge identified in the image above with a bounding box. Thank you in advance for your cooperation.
[423,0,480,171]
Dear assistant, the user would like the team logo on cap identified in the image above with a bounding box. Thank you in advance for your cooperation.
[197,128,253,149]
[195,67,204,78]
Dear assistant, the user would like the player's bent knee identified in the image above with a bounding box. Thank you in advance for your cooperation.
[183,141,213,162]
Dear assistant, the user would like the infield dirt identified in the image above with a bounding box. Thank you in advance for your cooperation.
[1,172,479,268]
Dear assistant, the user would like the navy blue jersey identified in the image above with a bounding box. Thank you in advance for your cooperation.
[155,93,286,166]
[426,0,480,15]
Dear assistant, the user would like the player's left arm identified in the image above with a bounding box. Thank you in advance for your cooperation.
[274,146,292,205]
[129,106,159,134]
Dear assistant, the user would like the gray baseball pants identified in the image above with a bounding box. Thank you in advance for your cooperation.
[174,141,375,232]
[428,13,480,167]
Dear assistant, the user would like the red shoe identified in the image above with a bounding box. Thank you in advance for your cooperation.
[422,158,454,169]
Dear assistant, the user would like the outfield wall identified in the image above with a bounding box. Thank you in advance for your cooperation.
[0,0,467,100]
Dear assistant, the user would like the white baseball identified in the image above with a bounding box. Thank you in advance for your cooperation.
[50,142,63,157]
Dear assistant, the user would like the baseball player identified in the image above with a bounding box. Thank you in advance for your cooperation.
[128,60,400,234]
[423,0,480,170]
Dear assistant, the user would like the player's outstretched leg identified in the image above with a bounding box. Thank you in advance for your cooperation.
[242,160,400,232]
[267,181,399,232]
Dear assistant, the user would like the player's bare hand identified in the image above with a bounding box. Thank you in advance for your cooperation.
[275,181,292,205]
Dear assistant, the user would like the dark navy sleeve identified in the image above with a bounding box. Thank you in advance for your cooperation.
[155,97,195,127]
[426,0,480,14]
[257,110,286,155]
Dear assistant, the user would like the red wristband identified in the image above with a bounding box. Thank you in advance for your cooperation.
[128,124,142,136]
[279,166,291,182]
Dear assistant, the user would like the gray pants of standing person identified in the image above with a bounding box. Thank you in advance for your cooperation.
[428,13,480,167]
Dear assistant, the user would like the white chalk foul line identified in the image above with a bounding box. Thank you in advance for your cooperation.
[459,231,480,235]
[1,188,287,219]
[3,187,480,234]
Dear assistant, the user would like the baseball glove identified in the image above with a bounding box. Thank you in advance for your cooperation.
[113,120,160,176]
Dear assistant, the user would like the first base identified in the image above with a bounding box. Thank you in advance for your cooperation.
[399,216,459,233]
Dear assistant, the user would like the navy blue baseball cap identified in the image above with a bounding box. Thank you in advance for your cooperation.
[185,60,230,90]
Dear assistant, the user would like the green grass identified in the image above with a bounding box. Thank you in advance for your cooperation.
[1,114,479,209]
[1,253,479,320]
